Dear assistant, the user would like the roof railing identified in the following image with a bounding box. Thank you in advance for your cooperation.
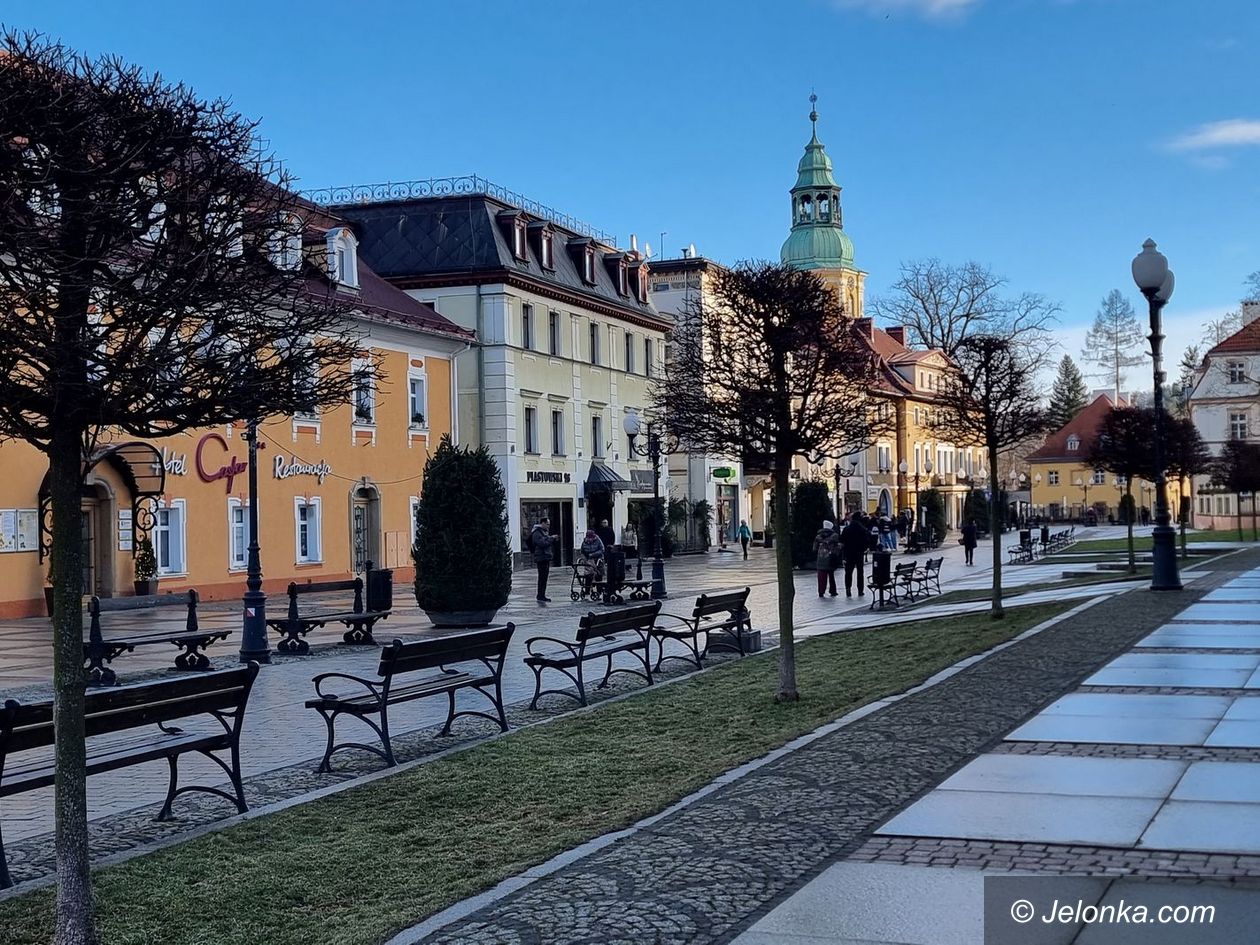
[302,174,617,245]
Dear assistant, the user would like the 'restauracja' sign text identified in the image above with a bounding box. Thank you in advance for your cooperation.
[273,455,333,485]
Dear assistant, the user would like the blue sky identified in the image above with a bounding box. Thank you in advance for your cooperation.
[6,0,1259,379]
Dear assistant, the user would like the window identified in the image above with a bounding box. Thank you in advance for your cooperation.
[624,332,635,373]
[410,496,421,545]
[228,499,251,570]
[583,247,596,284]
[154,501,187,575]
[512,219,527,261]
[326,227,358,287]
[352,359,375,424]
[521,303,534,351]
[549,311,562,356]
[592,414,604,458]
[1230,412,1249,440]
[618,261,630,296]
[877,445,891,472]
[1228,361,1246,384]
[644,338,654,377]
[551,409,566,456]
[1066,435,1080,452]
[295,498,322,563]
[408,374,427,427]
[270,212,302,270]
[1048,470,1060,486]
[524,405,539,453]
[589,323,601,365]
[1092,469,1106,486]
[540,230,554,269]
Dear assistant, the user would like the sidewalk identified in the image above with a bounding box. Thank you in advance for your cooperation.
[388,549,1259,945]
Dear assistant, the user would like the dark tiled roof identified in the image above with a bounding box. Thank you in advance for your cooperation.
[1027,394,1119,462]
[333,195,670,330]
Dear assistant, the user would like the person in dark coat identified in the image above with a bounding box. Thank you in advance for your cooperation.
[961,519,979,565]
[595,518,617,551]
[528,518,555,603]
[839,516,871,597]
[812,521,839,598]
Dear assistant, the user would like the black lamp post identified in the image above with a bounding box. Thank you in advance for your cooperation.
[624,411,677,599]
[1131,238,1182,591]
[897,457,933,528]
[833,456,858,521]
[238,418,271,664]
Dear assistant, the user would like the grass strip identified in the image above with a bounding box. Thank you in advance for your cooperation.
[1068,531,1247,554]
[922,572,1149,607]
[0,601,1072,945]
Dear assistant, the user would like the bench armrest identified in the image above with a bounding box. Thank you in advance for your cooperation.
[525,635,578,657]
[311,671,382,703]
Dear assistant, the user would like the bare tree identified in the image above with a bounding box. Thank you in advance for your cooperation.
[869,258,1059,357]
[0,34,364,943]
[1200,309,1243,351]
[658,261,891,701]
[1091,407,1157,573]
[1211,441,1260,542]
[1244,270,1260,303]
[926,335,1047,617]
[1081,289,1145,402]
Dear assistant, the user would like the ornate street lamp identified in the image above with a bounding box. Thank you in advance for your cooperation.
[833,455,858,521]
[1074,474,1091,522]
[238,418,271,664]
[623,411,678,599]
[1131,238,1182,590]
[898,457,933,529]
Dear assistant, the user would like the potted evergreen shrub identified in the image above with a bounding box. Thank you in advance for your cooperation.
[133,537,158,596]
[413,436,511,627]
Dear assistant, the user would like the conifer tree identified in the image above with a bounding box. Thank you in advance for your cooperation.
[1046,355,1089,430]
[1081,289,1145,401]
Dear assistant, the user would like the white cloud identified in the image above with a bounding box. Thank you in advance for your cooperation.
[831,0,981,19]
[1168,119,1260,153]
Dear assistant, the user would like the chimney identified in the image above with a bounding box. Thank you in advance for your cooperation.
[629,233,638,253]
[886,326,906,346]
[853,317,875,339]
[1243,300,1260,327]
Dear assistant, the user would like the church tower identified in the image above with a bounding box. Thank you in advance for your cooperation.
[780,95,866,318]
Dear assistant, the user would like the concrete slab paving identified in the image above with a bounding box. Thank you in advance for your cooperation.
[1139,800,1260,854]
[1204,719,1260,748]
[1173,603,1260,623]
[1136,632,1260,649]
[1082,666,1254,688]
[1039,693,1232,720]
[1073,881,1260,945]
[1172,762,1260,803]
[1222,697,1260,721]
[1105,652,1260,670]
[1203,588,1260,602]
[1006,715,1219,747]
[876,790,1162,847]
[936,754,1186,798]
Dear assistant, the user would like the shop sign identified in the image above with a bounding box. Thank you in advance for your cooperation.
[629,469,655,494]
[526,471,571,484]
[711,466,736,480]
[159,446,188,476]
[195,433,248,493]
[274,454,332,485]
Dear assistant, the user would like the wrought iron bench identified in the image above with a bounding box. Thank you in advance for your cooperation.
[893,560,919,602]
[913,557,944,597]
[267,577,390,654]
[1008,540,1037,564]
[305,624,516,772]
[524,602,660,708]
[651,587,752,671]
[0,663,258,888]
[82,591,230,686]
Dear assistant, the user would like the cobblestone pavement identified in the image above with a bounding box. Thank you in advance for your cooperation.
[399,552,1252,943]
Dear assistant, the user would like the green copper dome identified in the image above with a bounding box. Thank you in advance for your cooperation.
[780,97,854,271]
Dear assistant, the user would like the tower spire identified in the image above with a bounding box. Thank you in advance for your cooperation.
[809,91,818,139]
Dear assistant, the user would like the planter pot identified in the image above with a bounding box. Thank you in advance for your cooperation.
[423,608,501,629]
[133,579,158,597]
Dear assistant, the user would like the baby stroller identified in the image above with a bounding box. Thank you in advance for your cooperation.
[570,557,605,601]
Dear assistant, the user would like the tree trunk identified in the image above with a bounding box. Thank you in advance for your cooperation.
[1238,493,1244,542]
[987,443,1003,619]
[1180,476,1188,559]
[1252,493,1258,542]
[772,463,798,702]
[48,429,99,945]
[1134,483,1144,574]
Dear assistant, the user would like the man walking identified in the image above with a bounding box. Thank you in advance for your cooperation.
[738,519,752,559]
[528,517,554,603]
[840,514,870,597]
[961,518,978,566]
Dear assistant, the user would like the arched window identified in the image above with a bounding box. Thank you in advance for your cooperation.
[817,193,830,221]
[326,227,359,288]
[1066,435,1080,452]
[800,195,814,222]
[270,212,303,270]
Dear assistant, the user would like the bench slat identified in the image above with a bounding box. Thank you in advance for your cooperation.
[577,603,660,642]
[378,625,515,677]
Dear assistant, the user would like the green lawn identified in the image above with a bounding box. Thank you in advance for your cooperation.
[0,601,1071,945]
[921,571,1150,608]
[1069,531,1250,554]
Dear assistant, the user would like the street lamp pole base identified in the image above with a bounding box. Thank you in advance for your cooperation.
[239,589,272,664]
[1150,524,1182,591]
[650,556,667,599]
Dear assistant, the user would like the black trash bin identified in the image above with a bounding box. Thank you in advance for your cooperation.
[871,549,892,588]
[1040,525,1050,547]
[604,549,626,600]
[366,566,394,612]
[1019,529,1032,548]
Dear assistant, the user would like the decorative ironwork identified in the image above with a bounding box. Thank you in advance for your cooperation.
[303,174,618,245]
[132,495,158,550]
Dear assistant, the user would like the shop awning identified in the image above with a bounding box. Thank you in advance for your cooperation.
[584,463,631,493]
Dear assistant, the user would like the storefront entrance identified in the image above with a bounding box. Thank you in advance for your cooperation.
[79,484,113,598]
[351,483,381,573]
[520,500,574,566]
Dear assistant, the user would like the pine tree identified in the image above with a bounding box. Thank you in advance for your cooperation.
[1081,289,1146,401]
[1046,355,1089,430]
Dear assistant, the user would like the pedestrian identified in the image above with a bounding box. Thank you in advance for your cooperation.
[528,517,554,603]
[595,518,617,551]
[738,519,752,559]
[840,515,870,597]
[880,514,896,551]
[961,518,978,565]
[578,528,605,594]
[812,520,839,598]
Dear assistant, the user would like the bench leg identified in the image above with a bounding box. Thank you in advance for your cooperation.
[173,641,211,671]
[0,816,10,889]
[314,707,338,774]
[276,628,310,656]
[493,679,508,732]
[440,689,457,737]
[340,619,378,647]
[157,754,180,821]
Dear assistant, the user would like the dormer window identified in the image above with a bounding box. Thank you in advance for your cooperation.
[583,247,596,285]
[270,212,303,270]
[637,266,649,302]
[1066,435,1080,452]
[326,226,359,288]
[541,230,554,269]
[512,218,528,261]
[618,260,629,296]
